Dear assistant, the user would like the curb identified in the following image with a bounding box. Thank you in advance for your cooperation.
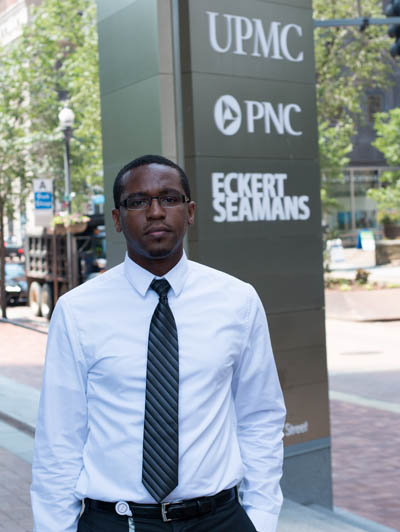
[0,317,48,334]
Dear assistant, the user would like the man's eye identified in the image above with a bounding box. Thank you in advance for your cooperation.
[160,195,180,205]
[127,198,148,208]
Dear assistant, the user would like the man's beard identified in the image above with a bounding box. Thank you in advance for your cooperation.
[148,247,171,258]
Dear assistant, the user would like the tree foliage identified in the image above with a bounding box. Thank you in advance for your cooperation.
[368,108,400,222]
[313,0,394,191]
[0,0,102,316]
[18,0,102,210]
[0,45,31,317]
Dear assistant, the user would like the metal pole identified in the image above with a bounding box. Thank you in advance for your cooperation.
[63,131,73,291]
[171,0,184,170]
[52,231,59,306]
[171,0,190,256]
[350,169,356,232]
[52,181,58,305]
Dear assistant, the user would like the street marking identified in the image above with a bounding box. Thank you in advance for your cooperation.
[330,390,400,414]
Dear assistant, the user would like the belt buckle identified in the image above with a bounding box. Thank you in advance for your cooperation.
[161,502,173,522]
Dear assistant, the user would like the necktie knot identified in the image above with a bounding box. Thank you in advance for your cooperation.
[150,279,171,300]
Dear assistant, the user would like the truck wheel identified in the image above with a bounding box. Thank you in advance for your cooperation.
[41,283,54,320]
[29,282,42,316]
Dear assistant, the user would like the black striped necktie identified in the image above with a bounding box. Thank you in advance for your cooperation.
[142,278,179,502]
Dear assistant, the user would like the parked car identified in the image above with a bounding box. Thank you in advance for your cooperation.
[2,262,28,305]
[3,240,24,260]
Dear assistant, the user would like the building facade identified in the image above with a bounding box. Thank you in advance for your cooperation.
[325,24,400,245]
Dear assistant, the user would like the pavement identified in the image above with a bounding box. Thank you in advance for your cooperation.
[325,287,400,321]
[326,319,400,531]
[325,249,400,530]
[0,252,399,531]
[0,321,45,531]
[325,248,400,321]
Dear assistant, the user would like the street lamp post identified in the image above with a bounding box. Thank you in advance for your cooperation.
[58,106,75,291]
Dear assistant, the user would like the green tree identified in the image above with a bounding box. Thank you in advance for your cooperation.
[368,108,400,223]
[18,0,102,211]
[0,0,101,316]
[313,0,394,208]
[0,45,31,318]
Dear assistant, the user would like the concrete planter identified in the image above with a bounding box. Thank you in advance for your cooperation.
[376,240,400,265]
[383,222,400,239]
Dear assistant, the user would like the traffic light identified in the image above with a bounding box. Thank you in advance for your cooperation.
[386,0,400,57]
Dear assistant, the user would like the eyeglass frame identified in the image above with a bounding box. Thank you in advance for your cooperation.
[119,193,191,211]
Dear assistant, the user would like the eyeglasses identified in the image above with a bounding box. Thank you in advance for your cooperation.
[120,193,190,211]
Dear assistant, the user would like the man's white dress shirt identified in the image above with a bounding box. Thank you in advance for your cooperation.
[31,252,286,532]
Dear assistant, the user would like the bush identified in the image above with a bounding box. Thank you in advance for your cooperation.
[355,268,370,285]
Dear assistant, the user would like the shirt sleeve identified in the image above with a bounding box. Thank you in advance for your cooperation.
[232,285,286,532]
[31,297,88,532]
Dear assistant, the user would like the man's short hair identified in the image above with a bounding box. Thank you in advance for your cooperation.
[113,154,191,209]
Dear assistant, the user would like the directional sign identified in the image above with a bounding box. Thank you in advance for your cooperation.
[33,179,53,227]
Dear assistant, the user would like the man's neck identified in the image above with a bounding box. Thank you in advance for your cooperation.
[128,250,183,277]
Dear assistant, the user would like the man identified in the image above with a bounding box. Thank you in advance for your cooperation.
[31,154,286,532]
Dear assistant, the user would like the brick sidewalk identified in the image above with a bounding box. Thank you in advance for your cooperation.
[0,322,46,531]
[330,400,400,530]
[0,322,46,390]
[0,447,32,532]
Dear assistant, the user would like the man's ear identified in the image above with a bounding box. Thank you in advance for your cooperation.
[187,201,195,226]
[112,208,122,233]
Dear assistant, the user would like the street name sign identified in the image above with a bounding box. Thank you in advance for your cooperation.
[33,179,53,227]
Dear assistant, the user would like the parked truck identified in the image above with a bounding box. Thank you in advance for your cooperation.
[25,214,106,319]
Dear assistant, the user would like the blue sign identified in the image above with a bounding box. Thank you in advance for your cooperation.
[34,191,53,210]
[92,194,104,205]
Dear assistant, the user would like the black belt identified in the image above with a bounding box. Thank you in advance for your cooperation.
[85,487,237,523]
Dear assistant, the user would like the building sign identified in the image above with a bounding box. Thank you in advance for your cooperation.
[212,171,310,223]
[179,0,329,465]
[206,11,304,62]
[213,94,302,137]
[33,179,53,227]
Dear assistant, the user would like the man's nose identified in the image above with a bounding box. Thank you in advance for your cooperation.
[147,197,165,217]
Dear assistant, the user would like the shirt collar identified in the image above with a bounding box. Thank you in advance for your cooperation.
[123,251,189,298]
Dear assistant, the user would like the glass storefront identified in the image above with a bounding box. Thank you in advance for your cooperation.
[323,167,383,245]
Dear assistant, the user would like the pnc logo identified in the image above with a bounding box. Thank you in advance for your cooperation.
[213,94,303,137]
[214,95,242,136]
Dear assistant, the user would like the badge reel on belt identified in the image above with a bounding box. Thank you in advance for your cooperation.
[115,501,135,531]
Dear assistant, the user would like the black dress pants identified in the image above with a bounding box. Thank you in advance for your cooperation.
[78,498,257,532]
